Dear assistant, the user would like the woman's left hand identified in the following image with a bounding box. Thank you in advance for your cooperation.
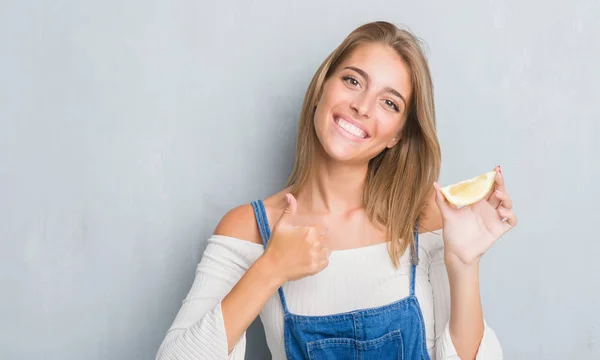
[433,166,518,268]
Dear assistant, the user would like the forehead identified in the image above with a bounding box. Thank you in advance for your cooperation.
[336,42,412,99]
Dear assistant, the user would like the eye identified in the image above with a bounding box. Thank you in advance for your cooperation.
[384,99,399,112]
[342,75,361,88]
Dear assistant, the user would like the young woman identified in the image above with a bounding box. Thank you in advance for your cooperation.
[156,21,516,360]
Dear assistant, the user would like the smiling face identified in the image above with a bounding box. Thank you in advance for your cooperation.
[313,42,413,165]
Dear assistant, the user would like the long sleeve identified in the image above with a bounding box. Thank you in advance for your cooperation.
[424,231,503,360]
[155,235,263,360]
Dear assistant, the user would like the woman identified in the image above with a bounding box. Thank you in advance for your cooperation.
[156,21,516,360]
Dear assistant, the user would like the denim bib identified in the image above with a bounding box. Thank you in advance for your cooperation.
[252,200,430,360]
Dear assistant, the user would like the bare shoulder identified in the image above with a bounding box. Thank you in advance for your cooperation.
[419,187,443,234]
[213,187,291,245]
[214,204,262,245]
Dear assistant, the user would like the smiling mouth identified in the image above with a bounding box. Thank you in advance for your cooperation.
[334,116,368,140]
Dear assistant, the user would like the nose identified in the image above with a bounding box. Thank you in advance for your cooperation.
[350,92,372,118]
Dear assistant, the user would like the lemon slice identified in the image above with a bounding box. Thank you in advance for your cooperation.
[440,171,496,207]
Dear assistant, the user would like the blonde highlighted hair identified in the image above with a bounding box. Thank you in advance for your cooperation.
[286,21,441,267]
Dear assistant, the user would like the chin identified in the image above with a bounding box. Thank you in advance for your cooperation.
[317,136,369,164]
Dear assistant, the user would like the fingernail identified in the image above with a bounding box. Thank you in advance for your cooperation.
[498,165,502,174]
[285,193,291,204]
[495,189,502,196]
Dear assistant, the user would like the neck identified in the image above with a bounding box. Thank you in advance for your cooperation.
[296,149,369,215]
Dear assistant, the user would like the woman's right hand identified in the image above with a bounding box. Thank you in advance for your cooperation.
[262,193,331,283]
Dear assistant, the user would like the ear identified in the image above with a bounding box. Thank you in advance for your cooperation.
[386,137,401,148]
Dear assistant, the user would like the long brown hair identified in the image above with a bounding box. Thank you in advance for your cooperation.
[286,21,441,267]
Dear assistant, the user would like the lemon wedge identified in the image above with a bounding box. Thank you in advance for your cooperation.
[440,171,496,207]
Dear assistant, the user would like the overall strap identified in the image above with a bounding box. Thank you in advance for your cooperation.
[250,200,290,314]
[410,223,420,297]
[250,200,271,248]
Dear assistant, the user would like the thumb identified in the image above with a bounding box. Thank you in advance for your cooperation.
[276,193,297,224]
[433,182,451,216]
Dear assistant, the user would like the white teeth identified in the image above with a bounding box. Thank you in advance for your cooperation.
[336,117,367,139]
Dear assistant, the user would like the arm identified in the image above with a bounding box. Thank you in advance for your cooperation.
[445,256,484,359]
[431,167,516,359]
[156,205,277,359]
[155,234,263,360]
[215,205,285,353]
[219,194,330,352]
[221,253,283,352]
[157,195,330,359]
[427,232,503,360]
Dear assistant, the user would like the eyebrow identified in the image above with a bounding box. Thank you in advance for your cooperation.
[343,66,407,108]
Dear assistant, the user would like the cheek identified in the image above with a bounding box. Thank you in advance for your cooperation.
[313,103,332,147]
[313,103,328,131]
[313,84,340,127]
[320,80,352,108]
[376,112,404,139]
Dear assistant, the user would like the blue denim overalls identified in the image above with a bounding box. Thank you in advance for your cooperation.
[251,200,431,360]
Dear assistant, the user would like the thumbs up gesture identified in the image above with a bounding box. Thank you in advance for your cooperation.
[262,193,331,283]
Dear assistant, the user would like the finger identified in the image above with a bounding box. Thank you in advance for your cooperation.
[321,246,331,258]
[306,227,321,246]
[319,258,330,270]
[306,225,328,245]
[498,206,518,231]
[311,238,321,248]
[491,190,513,210]
[314,223,329,238]
[496,166,506,192]
[433,182,451,217]
[486,166,504,202]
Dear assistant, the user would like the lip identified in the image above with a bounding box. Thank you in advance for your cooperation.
[332,113,370,140]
